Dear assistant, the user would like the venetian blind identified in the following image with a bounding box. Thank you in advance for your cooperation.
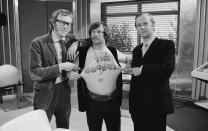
[101,1,179,51]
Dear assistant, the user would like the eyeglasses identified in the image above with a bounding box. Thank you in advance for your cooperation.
[91,30,104,35]
[55,19,72,28]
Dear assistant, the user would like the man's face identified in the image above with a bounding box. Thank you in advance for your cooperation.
[91,25,105,44]
[53,14,72,38]
[135,15,154,39]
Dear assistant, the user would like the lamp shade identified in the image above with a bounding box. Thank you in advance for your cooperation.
[0,64,20,87]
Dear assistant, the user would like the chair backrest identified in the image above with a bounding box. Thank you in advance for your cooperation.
[0,109,52,131]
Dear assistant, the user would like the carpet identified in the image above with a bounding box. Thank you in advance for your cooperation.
[121,91,208,131]
[167,98,208,131]
[0,96,32,112]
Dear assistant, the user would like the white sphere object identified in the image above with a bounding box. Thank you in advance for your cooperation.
[0,64,20,87]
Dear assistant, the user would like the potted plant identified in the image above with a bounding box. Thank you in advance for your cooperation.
[107,23,133,52]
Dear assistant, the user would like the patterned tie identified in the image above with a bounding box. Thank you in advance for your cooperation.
[142,43,148,56]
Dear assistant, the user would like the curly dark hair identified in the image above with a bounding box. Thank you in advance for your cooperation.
[88,21,109,41]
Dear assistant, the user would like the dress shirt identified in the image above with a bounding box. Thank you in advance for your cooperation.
[142,36,155,56]
[52,31,66,83]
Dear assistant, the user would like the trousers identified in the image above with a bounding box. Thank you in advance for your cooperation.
[86,97,121,131]
[131,111,167,131]
[34,81,71,129]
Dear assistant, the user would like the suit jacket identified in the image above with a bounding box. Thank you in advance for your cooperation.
[29,32,74,110]
[129,37,175,115]
[77,45,123,112]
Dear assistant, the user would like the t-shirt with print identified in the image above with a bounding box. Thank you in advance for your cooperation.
[80,47,121,95]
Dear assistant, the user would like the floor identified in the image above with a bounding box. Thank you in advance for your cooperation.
[0,88,175,131]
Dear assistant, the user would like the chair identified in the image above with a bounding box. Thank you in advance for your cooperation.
[0,82,23,107]
[0,109,74,131]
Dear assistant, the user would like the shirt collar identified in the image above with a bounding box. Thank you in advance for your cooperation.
[52,31,65,43]
[142,36,156,47]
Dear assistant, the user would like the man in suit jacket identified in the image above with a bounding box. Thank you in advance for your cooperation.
[129,13,175,131]
[29,9,79,129]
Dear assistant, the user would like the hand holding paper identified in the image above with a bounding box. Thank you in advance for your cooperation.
[67,71,81,80]
[59,62,80,71]
[122,63,132,74]
[131,66,142,76]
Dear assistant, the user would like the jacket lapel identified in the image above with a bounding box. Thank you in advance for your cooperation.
[46,34,58,62]
[143,37,158,57]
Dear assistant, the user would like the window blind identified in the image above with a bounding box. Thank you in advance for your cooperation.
[101,0,179,52]
[142,2,178,12]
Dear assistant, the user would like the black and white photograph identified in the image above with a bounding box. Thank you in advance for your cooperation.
[1,0,208,131]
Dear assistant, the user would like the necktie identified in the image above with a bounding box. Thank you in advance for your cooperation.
[59,40,67,62]
[142,43,148,56]
[59,40,67,77]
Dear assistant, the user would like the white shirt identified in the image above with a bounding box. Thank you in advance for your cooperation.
[142,36,156,56]
[52,31,65,83]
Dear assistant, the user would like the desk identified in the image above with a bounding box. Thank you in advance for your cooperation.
[191,69,208,109]
[0,82,24,107]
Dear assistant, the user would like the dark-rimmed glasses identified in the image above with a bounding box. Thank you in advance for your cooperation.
[55,19,72,28]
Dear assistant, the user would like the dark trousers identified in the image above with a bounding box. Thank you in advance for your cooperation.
[86,97,121,131]
[131,111,167,131]
[34,81,71,129]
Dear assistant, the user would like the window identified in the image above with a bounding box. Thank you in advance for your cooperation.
[101,0,180,52]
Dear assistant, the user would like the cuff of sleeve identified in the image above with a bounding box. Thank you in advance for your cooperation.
[58,64,62,72]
